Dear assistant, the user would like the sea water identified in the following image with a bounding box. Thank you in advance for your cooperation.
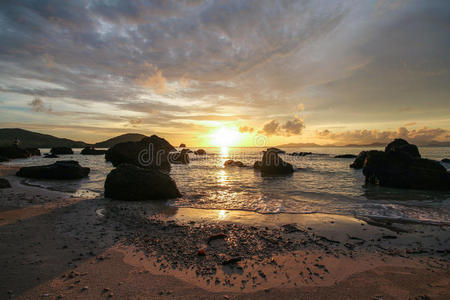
[5,147,450,225]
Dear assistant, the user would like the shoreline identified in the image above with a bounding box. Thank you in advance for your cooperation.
[1,164,449,299]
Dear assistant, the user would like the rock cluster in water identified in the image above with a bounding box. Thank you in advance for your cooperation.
[360,139,450,190]
[81,147,107,155]
[255,148,294,175]
[104,135,181,201]
[51,147,74,155]
[224,160,245,168]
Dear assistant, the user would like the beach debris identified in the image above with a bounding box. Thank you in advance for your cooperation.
[222,257,242,265]
[207,233,227,244]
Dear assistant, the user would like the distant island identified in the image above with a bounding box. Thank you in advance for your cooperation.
[276,141,450,148]
[0,128,146,148]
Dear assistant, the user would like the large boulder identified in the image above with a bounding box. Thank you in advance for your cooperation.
[442,158,450,163]
[51,147,74,155]
[253,161,262,170]
[385,138,421,159]
[81,147,107,155]
[0,147,30,159]
[260,149,294,175]
[363,150,450,190]
[350,151,368,169]
[104,164,181,201]
[194,149,206,155]
[0,156,9,162]
[0,178,11,189]
[224,160,245,168]
[16,160,90,180]
[105,135,176,171]
[168,149,190,164]
[26,148,41,156]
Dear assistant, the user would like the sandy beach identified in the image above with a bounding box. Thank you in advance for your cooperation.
[0,165,449,299]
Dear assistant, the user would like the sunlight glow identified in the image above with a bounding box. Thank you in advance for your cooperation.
[213,127,240,147]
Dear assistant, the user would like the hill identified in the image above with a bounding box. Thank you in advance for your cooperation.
[93,133,147,148]
[0,128,87,148]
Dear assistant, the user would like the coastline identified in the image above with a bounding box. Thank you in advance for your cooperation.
[0,164,449,299]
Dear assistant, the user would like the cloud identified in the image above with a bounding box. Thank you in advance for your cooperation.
[239,126,254,133]
[282,117,305,136]
[259,117,305,136]
[28,97,52,113]
[137,64,167,94]
[316,126,450,145]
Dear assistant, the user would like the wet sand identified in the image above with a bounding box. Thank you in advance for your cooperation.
[0,165,449,299]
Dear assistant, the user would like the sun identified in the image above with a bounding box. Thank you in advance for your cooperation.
[213,127,240,147]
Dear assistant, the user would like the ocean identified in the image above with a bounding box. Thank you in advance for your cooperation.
[5,146,450,225]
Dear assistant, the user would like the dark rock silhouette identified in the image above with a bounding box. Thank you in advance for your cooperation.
[224,160,245,168]
[253,161,262,169]
[289,152,312,156]
[194,149,206,155]
[266,147,285,154]
[16,161,90,180]
[44,153,59,158]
[442,158,450,163]
[80,147,107,155]
[385,138,421,159]
[0,178,11,188]
[0,147,30,159]
[363,148,450,190]
[50,147,73,155]
[168,149,190,164]
[104,164,181,201]
[260,148,294,175]
[25,148,41,156]
[105,135,175,171]
[350,151,368,169]
[179,143,186,148]
[335,154,357,159]
[0,156,9,162]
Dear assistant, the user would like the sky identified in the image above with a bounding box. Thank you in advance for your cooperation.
[0,0,449,146]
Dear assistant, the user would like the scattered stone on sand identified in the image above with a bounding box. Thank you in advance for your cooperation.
[104,164,181,201]
[50,147,74,155]
[207,233,227,244]
[16,160,90,180]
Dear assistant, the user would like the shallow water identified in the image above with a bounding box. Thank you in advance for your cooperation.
[5,146,450,225]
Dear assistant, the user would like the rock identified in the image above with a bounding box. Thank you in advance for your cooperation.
[26,148,41,156]
[266,147,285,154]
[363,150,450,190]
[385,138,421,159]
[50,147,73,155]
[253,161,262,169]
[0,147,31,159]
[81,147,107,155]
[44,153,59,158]
[260,148,294,175]
[289,152,312,156]
[16,161,90,179]
[0,155,9,162]
[194,149,206,155]
[168,149,190,164]
[335,154,357,159]
[350,151,368,169]
[0,178,11,189]
[179,143,186,148]
[224,160,245,168]
[442,158,450,163]
[104,164,181,201]
[105,135,175,171]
